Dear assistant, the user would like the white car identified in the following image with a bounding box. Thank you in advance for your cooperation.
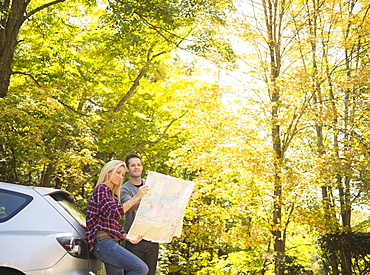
[0,182,101,275]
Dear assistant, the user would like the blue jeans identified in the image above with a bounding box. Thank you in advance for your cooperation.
[93,238,149,275]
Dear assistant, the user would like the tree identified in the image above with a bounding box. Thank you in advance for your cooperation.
[298,0,370,273]
[1,0,235,199]
[0,0,67,98]
[230,0,315,273]
[168,0,368,274]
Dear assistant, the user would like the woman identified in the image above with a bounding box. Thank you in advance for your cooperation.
[86,160,149,275]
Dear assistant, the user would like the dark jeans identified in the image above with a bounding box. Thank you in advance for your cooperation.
[125,240,159,275]
[93,238,149,275]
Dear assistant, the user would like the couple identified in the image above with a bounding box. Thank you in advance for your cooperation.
[86,154,159,275]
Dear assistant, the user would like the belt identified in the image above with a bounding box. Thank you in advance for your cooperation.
[96,235,111,241]
[96,235,120,242]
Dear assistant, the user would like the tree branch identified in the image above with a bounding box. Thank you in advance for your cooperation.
[113,46,174,114]
[26,0,66,19]
[51,96,89,117]
[11,71,41,87]
[121,111,188,159]
[113,68,148,113]
[136,12,187,48]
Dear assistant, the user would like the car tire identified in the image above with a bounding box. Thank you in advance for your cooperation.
[0,268,25,275]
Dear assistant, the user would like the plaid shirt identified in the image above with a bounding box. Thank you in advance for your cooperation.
[86,184,125,251]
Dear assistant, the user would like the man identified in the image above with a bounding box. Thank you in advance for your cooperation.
[120,153,159,275]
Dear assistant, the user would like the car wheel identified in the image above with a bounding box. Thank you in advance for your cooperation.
[0,268,25,275]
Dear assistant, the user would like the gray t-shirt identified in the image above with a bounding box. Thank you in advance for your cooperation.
[120,179,146,232]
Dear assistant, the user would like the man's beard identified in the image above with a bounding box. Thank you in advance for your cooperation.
[130,173,141,178]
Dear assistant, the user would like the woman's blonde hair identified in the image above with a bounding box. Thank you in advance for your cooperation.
[96,160,126,201]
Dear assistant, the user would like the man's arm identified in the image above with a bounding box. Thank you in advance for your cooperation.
[120,185,141,210]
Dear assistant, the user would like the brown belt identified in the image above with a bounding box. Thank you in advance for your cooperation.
[96,235,111,241]
[96,235,120,242]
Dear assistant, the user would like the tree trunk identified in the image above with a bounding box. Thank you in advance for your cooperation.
[0,0,28,98]
[41,163,55,187]
[271,85,284,275]
[261,0,286,272]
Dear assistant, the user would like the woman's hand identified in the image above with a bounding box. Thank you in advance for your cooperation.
[128,235,144,244]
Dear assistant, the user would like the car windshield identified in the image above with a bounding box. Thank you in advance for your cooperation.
[52,193,86,228]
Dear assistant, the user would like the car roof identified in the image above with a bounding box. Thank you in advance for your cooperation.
[0,182,74,203]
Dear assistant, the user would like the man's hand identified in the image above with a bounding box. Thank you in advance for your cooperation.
[136,185,149,199]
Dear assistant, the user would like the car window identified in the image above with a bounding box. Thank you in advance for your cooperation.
[51,193,86,228]
[0,188,33,223]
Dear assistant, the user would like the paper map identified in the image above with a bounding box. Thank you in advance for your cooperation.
[126,171,196,243]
